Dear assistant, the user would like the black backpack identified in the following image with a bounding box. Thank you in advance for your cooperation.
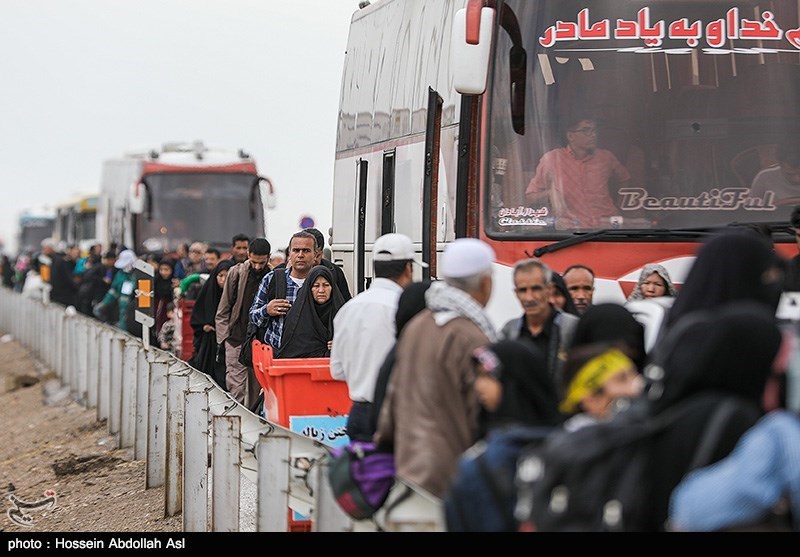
[513,309,757,532]
[443,425,554,532]
[515,394,754,532]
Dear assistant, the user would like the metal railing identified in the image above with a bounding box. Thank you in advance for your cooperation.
[0,288,444,532]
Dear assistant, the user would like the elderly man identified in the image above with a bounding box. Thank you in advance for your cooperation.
[375,238,498,498]
[501,258,578,387]
[175,241,208,279]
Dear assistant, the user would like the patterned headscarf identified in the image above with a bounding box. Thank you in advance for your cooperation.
[627,263,678,302]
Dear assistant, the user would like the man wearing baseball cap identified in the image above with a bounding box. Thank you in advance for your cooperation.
[374,238,498,498]
[330,233,428,441]
[330,233,427,441]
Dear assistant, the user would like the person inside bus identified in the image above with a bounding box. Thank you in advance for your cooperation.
[525,116,631,229]
[749,139,800,204]
[626,263,678,302]
[275,264,345,359]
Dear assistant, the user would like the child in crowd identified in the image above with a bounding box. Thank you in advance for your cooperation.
[158,302,177,354]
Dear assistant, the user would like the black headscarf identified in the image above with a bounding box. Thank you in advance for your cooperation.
[643,301,781,530]
[649,300,781,415]
[154,258,176,298]
[477,339,564,433]
[571,303,647,371]
[190,259,235,333]
[665,229,784,330]
[551,272,579,316]
[276,265,345,358]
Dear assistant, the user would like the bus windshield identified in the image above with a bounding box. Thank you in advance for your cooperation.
[485,0,800,237]
[137,172,263,253]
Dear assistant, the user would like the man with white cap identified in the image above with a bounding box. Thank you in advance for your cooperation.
[374,238,498,498]
[330,232,426,441]
[93,249,138,332]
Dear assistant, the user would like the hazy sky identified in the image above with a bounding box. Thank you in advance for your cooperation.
[0,0,358,255]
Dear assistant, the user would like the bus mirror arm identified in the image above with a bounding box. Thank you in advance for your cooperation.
[249,180,258,219]
[500,6,526,135]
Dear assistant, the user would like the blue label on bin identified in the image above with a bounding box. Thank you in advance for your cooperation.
[289,415,350,524]
[290,415,350,448]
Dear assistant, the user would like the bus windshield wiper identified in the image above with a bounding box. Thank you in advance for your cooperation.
[529,228,713,258]
[530,220,792,258]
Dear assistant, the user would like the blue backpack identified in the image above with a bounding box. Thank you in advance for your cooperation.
[443,425,554,532]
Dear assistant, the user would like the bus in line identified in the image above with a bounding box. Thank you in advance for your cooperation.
[53,193,99,255]
[330,0,800,327]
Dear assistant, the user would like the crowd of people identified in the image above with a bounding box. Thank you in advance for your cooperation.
[335,226,799,532]
[2,213,799,532]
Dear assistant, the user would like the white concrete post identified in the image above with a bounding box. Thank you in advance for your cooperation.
[75,320,89,405]
[165,369,189,517]
[86,321,100,409]
[212,415,241,532]
[108,334,124,438]
[256,434,290,532]
[97,328,111,422]
[146,354,169,488]
[134,349,149,461]
[183,389,210,532]
[120,339,139,448]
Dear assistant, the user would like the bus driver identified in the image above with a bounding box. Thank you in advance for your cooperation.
[525,116,631,229]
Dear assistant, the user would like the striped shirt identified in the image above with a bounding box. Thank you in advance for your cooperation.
[248,268,301,349]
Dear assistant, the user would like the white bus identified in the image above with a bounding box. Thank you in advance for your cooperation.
[331,0,800,327]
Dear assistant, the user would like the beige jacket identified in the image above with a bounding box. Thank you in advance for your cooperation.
[374,309,489,498]
[215,260,258,345]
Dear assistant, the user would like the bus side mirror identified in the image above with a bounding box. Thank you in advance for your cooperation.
[259,176,277,209]
[129,181,146,215]
[452,5,495,95]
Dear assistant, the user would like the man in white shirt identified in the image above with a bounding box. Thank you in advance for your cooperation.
[330,233,426,441]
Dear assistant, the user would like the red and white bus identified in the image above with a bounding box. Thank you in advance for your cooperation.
[98,140,277,256]
[330,0,800,327]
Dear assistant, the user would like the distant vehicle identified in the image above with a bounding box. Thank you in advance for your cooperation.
[97,140,276,255]
[53,193,99,254]
[331,0,799,328]
[16,208,55,256]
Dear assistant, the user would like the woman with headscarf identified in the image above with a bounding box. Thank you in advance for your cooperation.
[472,339,563,436]
[275,264,345,359]
[642,301,781,531]
[626,263,678,302]
[189,258,235,388]
[663,229,784,332]
[570,303,648,375]
[551,271,579,316]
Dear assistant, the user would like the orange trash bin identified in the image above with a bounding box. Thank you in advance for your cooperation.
[251,339,351,530]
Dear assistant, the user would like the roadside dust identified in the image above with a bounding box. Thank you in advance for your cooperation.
[0,331,182,532]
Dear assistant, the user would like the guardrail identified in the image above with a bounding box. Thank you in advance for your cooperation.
[0,288,444,532]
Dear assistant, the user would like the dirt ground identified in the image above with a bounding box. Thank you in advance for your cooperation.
[0,330,182,533]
